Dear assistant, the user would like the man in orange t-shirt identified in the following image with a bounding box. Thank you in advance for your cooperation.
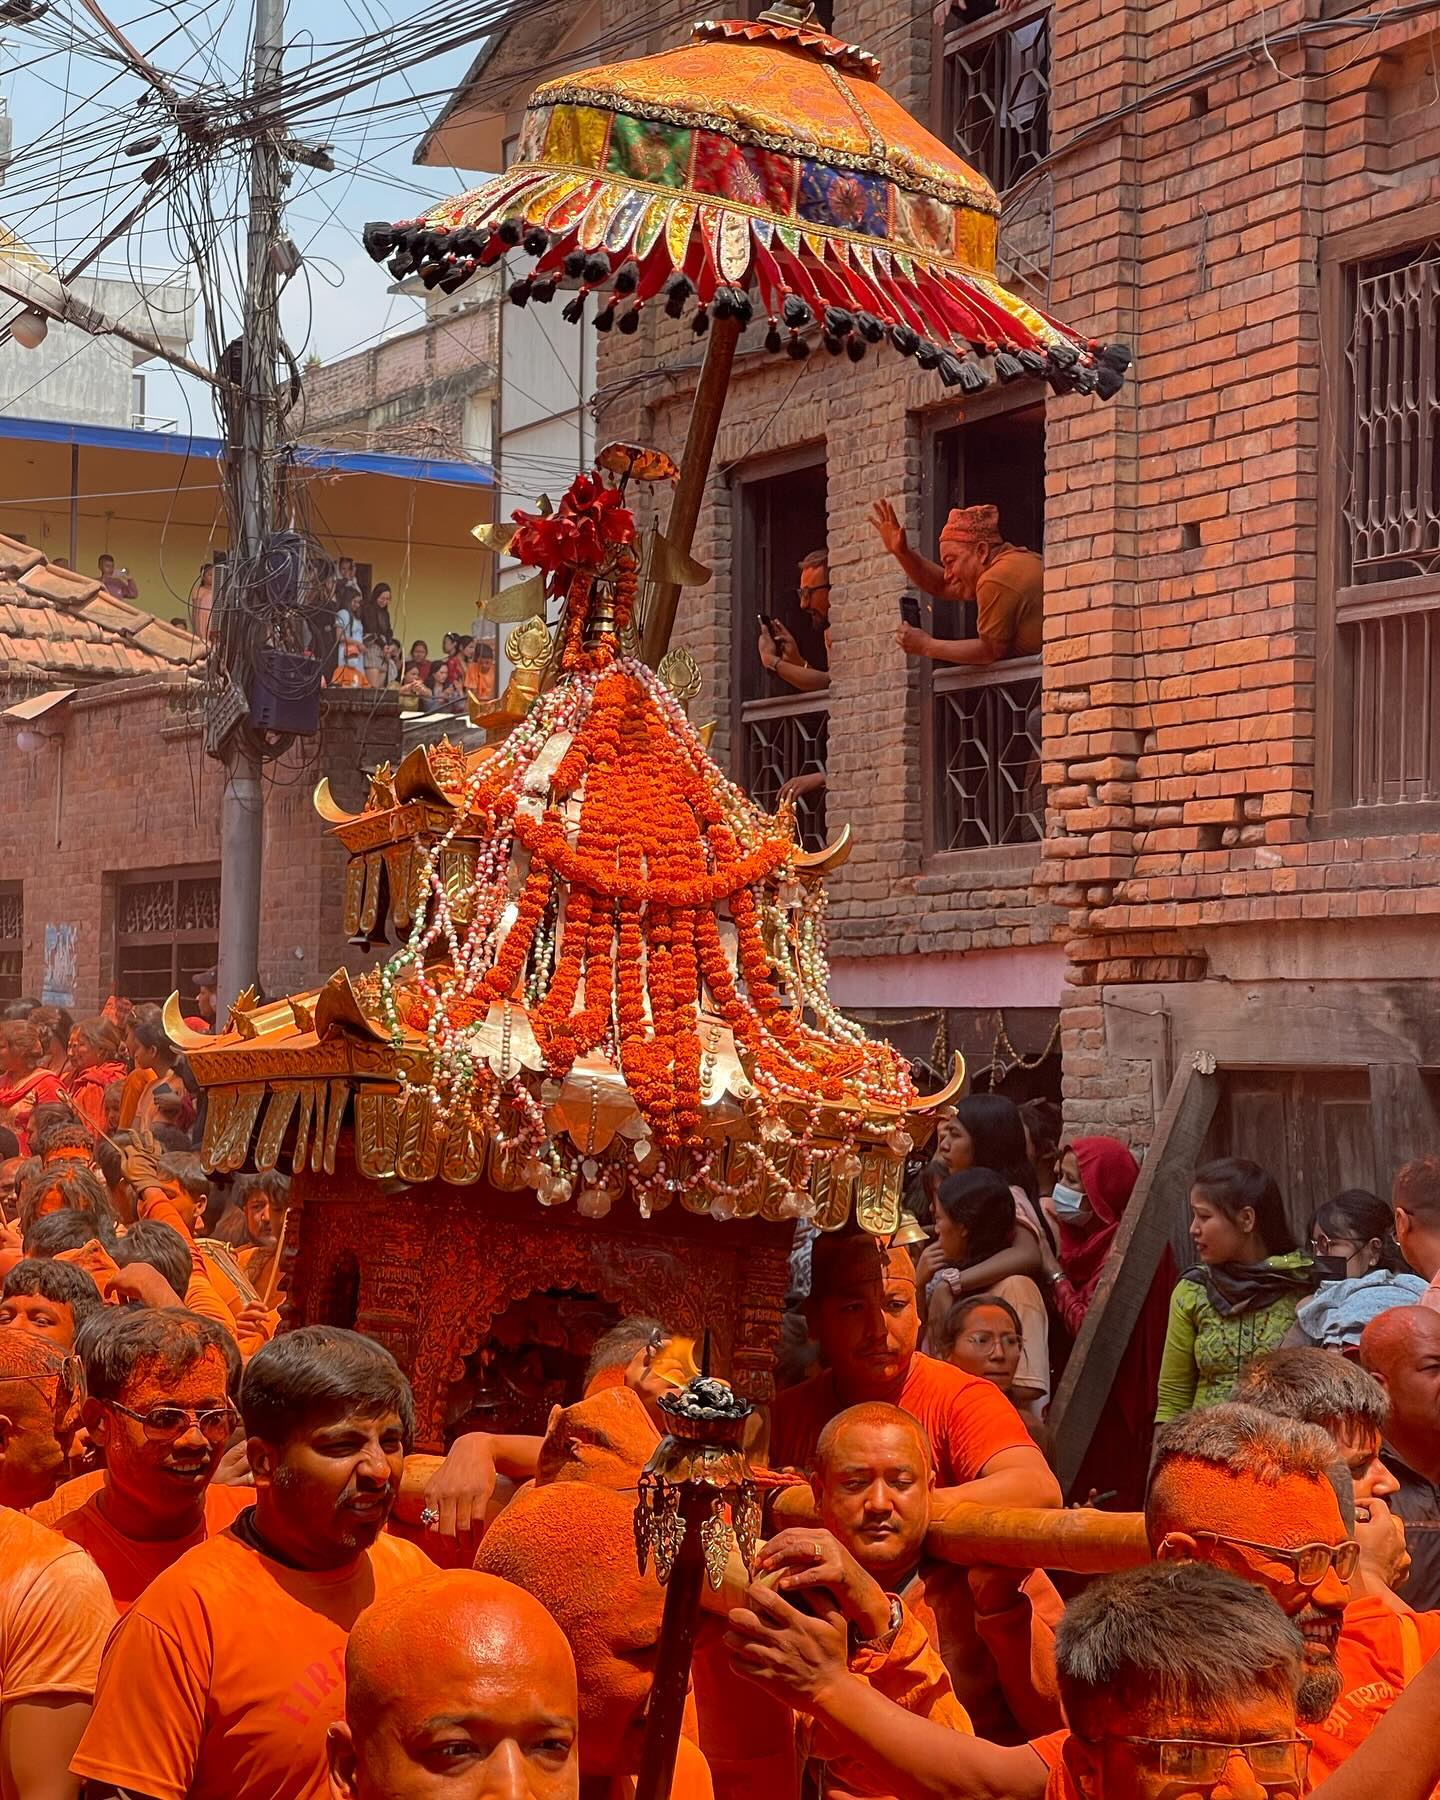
[768,1235,1058,1512]
[0,1329,84,1511]
[48,1308,248,1612]
[0,1504,117,1800]
[69,1325,434,1800]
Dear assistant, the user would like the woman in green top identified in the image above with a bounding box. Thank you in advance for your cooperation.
[1154,1157,1319,1422]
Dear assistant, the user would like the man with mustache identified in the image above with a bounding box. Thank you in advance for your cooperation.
[70,1326,433,1800]
[802,1400,1063,1741]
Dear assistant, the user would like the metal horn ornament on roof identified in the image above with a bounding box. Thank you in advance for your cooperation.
[362,9,1130,402]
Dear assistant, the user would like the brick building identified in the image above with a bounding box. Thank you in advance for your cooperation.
[299,286,498,465]
[508,0,1440,1229]
[0,536,400,1014]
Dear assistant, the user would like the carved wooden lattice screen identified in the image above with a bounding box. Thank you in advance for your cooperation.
[0,885,21,1003]
[1337,242,1440,806]
[940,0,1051,195]
[113,866,221,1007]
[932,659,1043,851]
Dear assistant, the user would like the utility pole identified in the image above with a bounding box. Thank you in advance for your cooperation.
[216,0,285,1017]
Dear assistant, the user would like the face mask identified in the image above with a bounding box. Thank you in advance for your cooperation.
[1051,1182,1085,1218]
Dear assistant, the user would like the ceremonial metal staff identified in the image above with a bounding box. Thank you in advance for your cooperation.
[632,1372,761,1800]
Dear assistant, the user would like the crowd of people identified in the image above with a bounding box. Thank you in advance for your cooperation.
[7,1039,1440,1796]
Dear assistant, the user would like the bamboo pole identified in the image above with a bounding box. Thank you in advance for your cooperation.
[639,312,743,668]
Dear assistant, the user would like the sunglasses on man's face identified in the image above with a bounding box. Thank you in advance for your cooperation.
[1189,1530,1360,1588]
[1087,1734,1309,1791]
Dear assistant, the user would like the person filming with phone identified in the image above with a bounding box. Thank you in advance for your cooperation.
[758,549,831,695]
[871,499,1042,668]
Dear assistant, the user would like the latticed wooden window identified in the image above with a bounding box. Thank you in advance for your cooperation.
[1344,243,1440,586]
[1334,243,1440,808]
[0,885,22,1003]
[114,866,220,1007]
[941,0,1051,194]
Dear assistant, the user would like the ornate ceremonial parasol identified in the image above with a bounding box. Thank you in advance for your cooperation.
[365,2,1129,658]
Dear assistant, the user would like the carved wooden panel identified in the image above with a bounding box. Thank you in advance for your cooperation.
[286,1171,793,1450]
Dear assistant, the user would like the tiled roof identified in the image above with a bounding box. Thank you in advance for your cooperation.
[0,534,201,685]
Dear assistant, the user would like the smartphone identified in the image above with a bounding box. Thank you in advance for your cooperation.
[757,612,773,640]
[899,594,922,629]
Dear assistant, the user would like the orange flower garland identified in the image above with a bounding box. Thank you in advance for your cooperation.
[387,461,915,1208]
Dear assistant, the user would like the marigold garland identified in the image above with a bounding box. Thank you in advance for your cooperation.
[382,461,918,1217]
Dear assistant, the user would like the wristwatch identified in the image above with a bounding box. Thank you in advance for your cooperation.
[852,1594,904,1657]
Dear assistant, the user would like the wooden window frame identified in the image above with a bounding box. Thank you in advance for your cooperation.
[1316,197,1440,832]
[0,883,22,1005]
[727,442,831,852]
[918,390,1047,872]
[112,863,222,1008]
[930,0,1053,193]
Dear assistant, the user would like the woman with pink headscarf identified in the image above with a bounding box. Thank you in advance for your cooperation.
[1037,1135,1176,1507]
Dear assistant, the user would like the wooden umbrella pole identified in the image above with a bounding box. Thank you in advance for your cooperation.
[633,1485,713,1800]
[640,311,744,669]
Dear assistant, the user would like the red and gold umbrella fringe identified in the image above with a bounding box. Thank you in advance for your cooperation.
[364,208,1131,400]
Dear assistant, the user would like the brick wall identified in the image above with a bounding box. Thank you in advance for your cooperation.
[579,0,1440,1147]
[301,303,498,459]
[3,680,400,1013]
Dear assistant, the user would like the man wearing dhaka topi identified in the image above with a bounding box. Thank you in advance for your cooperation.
[871,498,1043,669]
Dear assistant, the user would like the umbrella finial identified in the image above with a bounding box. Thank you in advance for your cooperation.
[758,0,814,21]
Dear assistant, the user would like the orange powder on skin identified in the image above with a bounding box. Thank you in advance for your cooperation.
[119,1348,229,1412]
[1150,1462,1347,1549]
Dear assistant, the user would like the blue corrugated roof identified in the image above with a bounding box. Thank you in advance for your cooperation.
[0,414,495,487]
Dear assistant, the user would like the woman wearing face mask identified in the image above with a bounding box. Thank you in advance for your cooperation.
[1286,1189,1427,1351]
[1035,1135,1175,1506]
[1155,1156,1320,1423]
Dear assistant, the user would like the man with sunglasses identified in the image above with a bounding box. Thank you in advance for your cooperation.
[48,1308,248,1612]
[71,1325,433,1800]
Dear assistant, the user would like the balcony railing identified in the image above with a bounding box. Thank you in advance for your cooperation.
[941,0,1051,194]
[741,692,829,851]
[931,656,1043,852]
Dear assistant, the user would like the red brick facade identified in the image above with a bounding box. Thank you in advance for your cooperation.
[588,0,1440,1171]
[1,680,400,1014]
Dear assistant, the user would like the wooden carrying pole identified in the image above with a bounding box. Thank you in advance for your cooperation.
[640,313,743,668]
[634,1485,714,1800]
[1049,1058,1219,1497]
[770,1485,1149,1575]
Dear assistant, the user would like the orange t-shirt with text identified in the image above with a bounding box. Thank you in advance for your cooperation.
[0,1506,116,1706]
[1305,1594,1440,1780]
[55,1482,251,1613]
[69,1519,433,1800]
[768,1352,1034,1481]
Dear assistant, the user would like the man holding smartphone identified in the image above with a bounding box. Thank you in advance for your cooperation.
[871,500,1043,668]
[758,548,831,696]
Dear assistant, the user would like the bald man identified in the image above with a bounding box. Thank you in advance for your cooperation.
[806,1402,1062,1743]
[328,1571,579,1798]
[1363,1306,1440,1613]
[768,1234,1058,1512]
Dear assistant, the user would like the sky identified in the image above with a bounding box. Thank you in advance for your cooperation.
[0,0,491,429]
